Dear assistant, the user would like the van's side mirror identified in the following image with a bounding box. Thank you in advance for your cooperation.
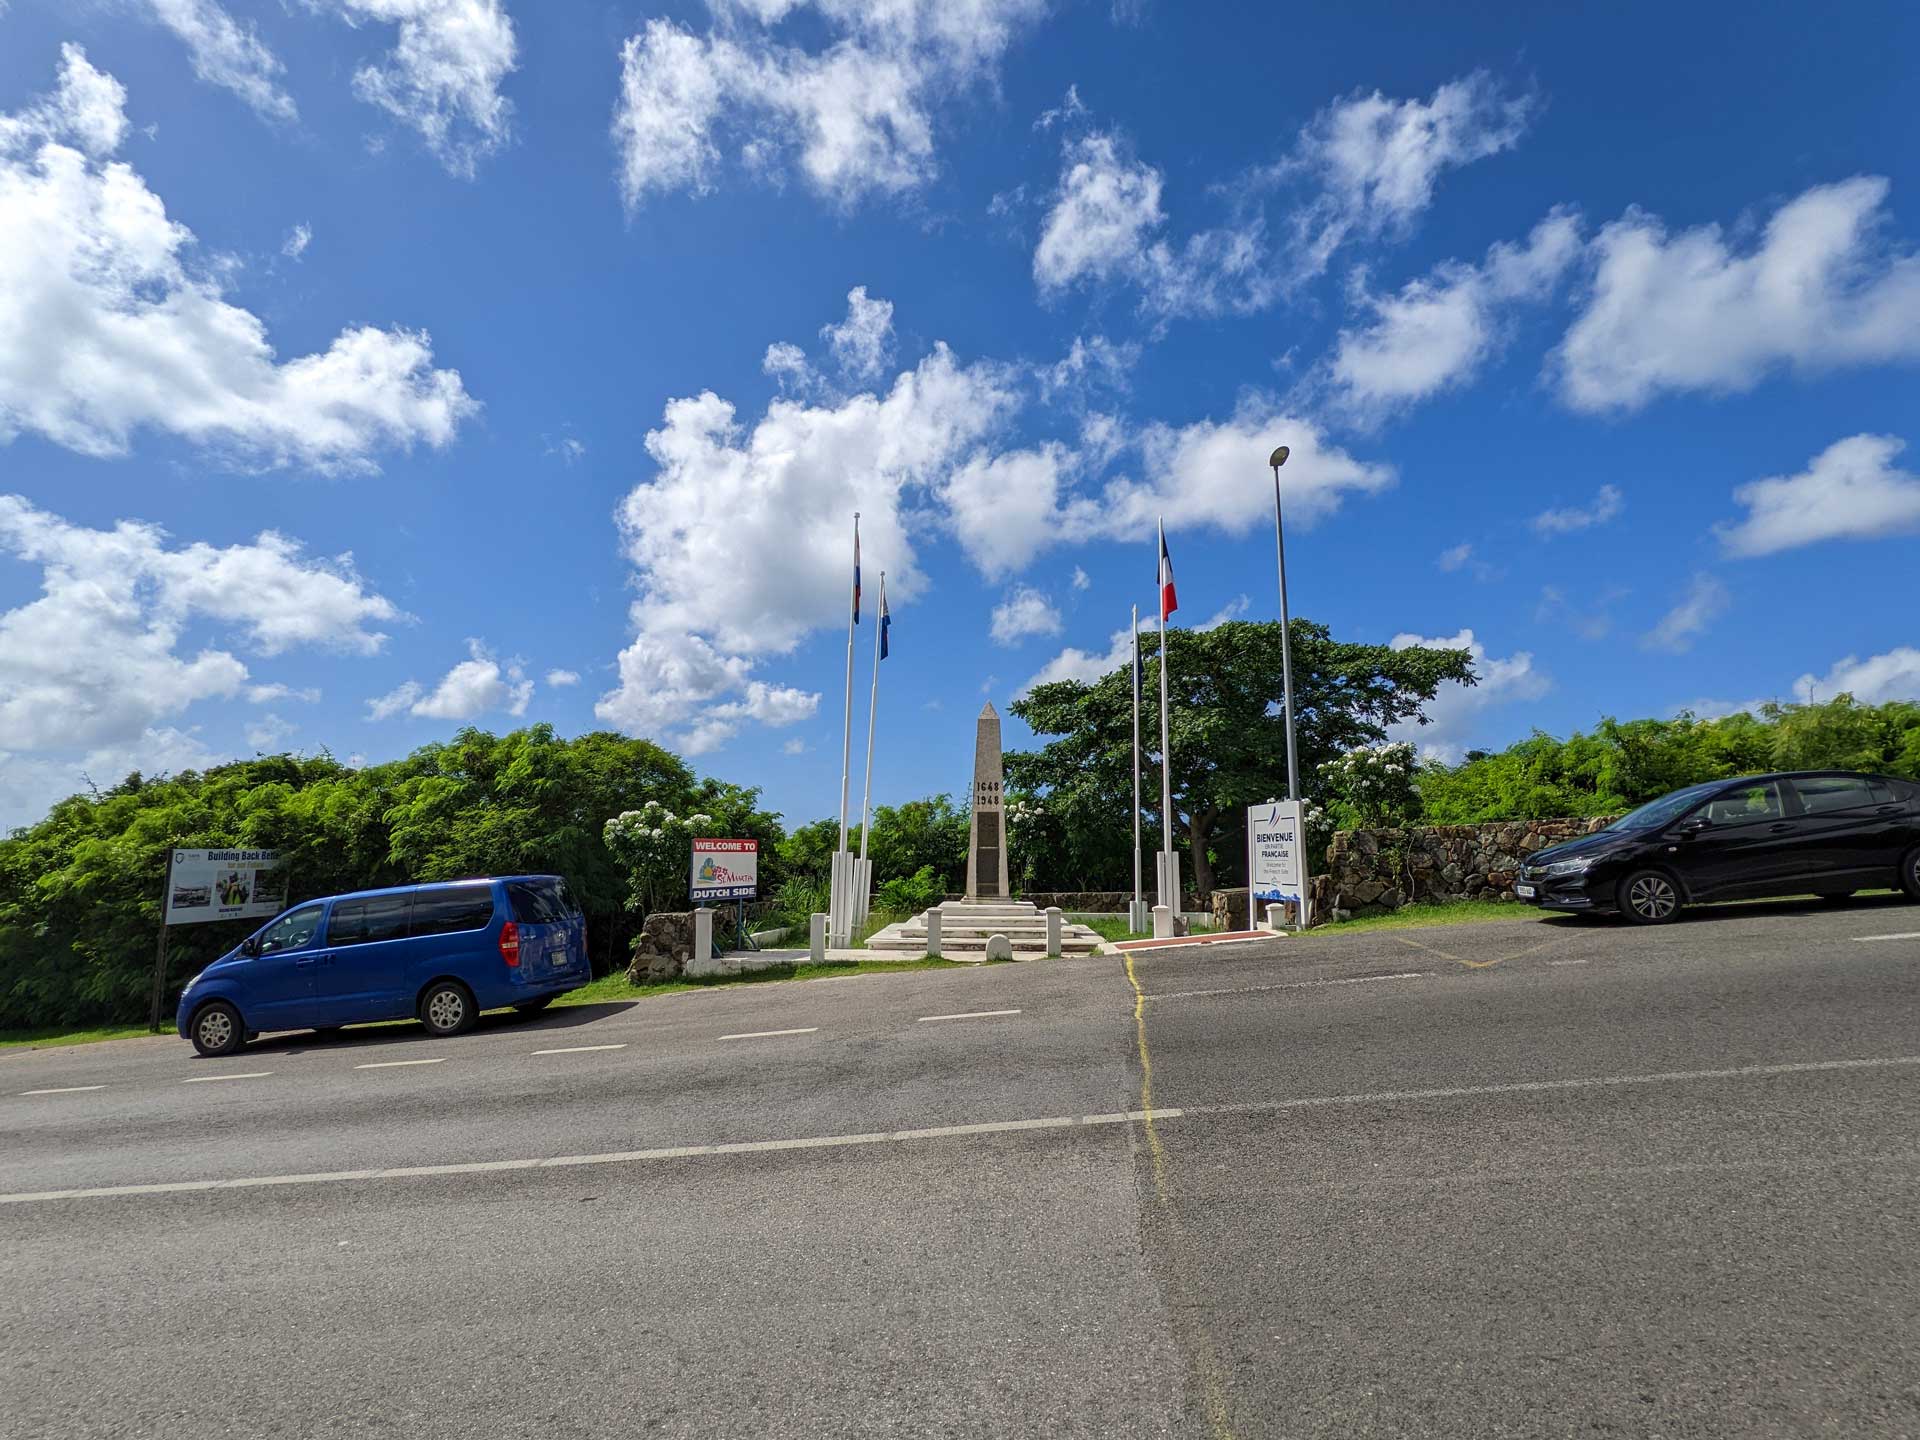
[239,936,260,958]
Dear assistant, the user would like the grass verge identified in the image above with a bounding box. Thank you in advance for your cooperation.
[0,1023,158,1051]
[552,955,967,1006]
[1316,899,1540,934]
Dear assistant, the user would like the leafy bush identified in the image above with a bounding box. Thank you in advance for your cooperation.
[876,864,943,917]
[769,876,830,933]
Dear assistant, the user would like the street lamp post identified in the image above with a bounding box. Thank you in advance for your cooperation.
[1269,445,1300,802]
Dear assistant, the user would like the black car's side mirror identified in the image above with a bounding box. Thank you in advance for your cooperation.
[1676,817,1710,837]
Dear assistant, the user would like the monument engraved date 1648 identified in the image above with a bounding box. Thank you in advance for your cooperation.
[965,703,1012,900]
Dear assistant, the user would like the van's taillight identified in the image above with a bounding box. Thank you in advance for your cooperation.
[499,921,521,967]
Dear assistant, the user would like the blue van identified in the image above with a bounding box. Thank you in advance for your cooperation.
[176,875,590,1056]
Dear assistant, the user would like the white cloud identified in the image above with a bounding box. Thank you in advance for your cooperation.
[138,0,297,122]
[0,726,216,834]
[1557,177,1920,411]
[1717,433,1920,558]
[1033,129,1272,318]
[763,341,814,392]
[248,682,321,704]
[1793,647,1920,706]
[0,495,397,755]
[323,0,517,177]
[0,48,476,471]
[782,736,807,755]
[1071,565,1090,591]
[245,712,297,750]
[941,442,1077,578]
[281,222,312,259]
[990,585,1062,645]
[369,639,531,722]
[1281,72,1533,282]
[614,0,1045,209]
[544,668,581,688]
[1643,574,1729,653]
[1437,542,1473,572]
[1036,335,1139,404]
[1328,208,1581,418]
[1200,595,1250,630]
[1387,627,1549,763]
[1531,483,1624,536]
[1021,615,1147,692]
[821,286,894,381]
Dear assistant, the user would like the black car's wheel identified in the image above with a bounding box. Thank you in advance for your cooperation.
[513,996,554,1014]
[190,1000,246,1057]
[418,980,478,1037]
[1618,869,1682,925]
[1902,846,1920,902]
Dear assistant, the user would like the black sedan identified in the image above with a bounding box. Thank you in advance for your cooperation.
[1516,771,1920,924]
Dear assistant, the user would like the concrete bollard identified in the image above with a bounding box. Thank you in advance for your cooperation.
[1152,904,1173,939]
[1265,903,1286,932]
[925,908,942,958]
[809,912,826,963]
[1045,906,1063,957]
[985,933,1013,961]
[1128,898,1150,934]
[693,907,714,963]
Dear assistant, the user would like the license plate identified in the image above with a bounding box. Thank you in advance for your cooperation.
[551,949,570,967]
[1514,884,1536,899]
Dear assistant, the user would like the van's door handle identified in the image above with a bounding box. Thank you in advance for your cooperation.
[294,954,319,968]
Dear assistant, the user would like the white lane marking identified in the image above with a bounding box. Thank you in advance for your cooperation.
[1547,958,1590,966]
[1184,1055,1920,1121]
[916,1009,1022,1023]
[10,1052,1920,1207]
[0,1108,1180,1206]
[1855,932,1920,943]
[718,1027,818,1041]
[531,1044,628,1055]
[1147,971,1430,1001]
[354,1058,447,1070]
[181,1072,272,1084]
[21,1085,108,1096]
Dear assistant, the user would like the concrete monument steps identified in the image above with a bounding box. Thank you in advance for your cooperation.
[863,900,1107,957]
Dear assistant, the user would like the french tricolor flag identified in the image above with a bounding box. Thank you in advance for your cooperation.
[1158,524,1178,621]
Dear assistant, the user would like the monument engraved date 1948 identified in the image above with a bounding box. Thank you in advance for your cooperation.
[965,703,1012,901]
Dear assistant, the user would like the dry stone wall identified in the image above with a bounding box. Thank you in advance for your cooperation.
[1322,817,1616,918]
[626,911,697,983]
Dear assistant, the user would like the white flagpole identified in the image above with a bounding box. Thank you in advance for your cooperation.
[1156,519,1176,916]
[859,573,885,861]
[837,514,858,857]
[1131,602,1142,920]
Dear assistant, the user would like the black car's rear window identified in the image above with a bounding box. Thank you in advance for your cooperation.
[409,886,495,937]
[507,878,578,925]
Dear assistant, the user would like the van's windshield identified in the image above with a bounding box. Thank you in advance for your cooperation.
[507,878,578,924]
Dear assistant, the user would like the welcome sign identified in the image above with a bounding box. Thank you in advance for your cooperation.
[1247,802,1305,906]
[690,838,759,902]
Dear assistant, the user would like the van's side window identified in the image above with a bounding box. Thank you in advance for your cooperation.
[257,905,324,955]
[411,887,495,937]
[507,879,577,924]
[329,894,411,947]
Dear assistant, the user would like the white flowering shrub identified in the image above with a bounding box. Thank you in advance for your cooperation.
[1317,741,1421,830]
[603,800,715,916]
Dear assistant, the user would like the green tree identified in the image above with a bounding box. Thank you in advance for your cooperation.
[1007,619,1475,897]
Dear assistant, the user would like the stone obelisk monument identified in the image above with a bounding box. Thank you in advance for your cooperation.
[964,703,1011,900]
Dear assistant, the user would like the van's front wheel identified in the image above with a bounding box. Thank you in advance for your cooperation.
[419,981,478,1037]
[190,1001,246,1057]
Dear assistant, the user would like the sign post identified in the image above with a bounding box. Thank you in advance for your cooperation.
[150,848,288,1030]
[690,839,759,953]
[1246,801,1306,932]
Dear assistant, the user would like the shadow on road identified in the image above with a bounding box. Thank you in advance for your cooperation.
[214,999,641,1059]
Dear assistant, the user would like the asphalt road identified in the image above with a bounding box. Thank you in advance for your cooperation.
[5,894,1920,1438]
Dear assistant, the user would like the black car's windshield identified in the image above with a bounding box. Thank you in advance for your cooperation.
[1605,783,1723,833]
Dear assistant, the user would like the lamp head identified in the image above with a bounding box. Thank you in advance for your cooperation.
[1268,445,1290,469]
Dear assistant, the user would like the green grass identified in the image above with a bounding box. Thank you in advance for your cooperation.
[1316,899,1540,934]
[552,955,967,1006]
[0,1022,158,1051]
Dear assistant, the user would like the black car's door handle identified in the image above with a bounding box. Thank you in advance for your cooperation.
[1768,823,1794,833]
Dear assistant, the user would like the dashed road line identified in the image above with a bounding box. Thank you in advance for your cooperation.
[718,1027,818,1041]
[1547,958,1590,966]
[531,1044,628,1055]
[916,1009,1022,1023]
[354,1058,446,1070]
[1855,932,1920,943]
[21,1085,107,1096]
[181,1072,272,1084]
[1147,972,1429,1002]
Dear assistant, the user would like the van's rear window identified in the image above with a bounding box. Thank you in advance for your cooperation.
[410,887,495,937]
[507,879,578,924]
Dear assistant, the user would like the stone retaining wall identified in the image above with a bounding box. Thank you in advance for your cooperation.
[1324,817,1616,918]
[626,911,697,983]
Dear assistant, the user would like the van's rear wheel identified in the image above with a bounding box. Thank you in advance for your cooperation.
[190,1001,246,1057]
[1618,869,1682,925]
[419,981,477,1037]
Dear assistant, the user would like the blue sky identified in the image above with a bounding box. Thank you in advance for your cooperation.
[2,0,1918,833]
